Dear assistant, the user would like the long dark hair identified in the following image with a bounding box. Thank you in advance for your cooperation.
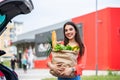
[63,21,85,57]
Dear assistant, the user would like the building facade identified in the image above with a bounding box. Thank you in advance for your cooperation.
[0,23,15,57]
[34,7,120,70]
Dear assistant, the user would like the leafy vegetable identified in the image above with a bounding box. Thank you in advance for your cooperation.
[65,45,73,50]
[54,44,65,51]
[53,44,79,52]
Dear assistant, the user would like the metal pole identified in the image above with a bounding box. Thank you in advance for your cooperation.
[95,0,98,76]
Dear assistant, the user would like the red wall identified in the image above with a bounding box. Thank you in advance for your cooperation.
[34,59,48,68]
[72,7,120,70]
[34,7,120,70]
[110,8,120,70]
[72,12,96,70]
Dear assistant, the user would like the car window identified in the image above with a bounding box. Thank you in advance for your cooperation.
[0,13,6,35]
[0,14,6,25]
[0,13,6,30]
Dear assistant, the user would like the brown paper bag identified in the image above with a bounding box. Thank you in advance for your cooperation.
[50,50,79,78]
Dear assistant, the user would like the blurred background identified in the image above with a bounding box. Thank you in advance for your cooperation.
[0,0,120,80]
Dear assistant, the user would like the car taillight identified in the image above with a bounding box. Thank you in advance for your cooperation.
[0,71,4,76]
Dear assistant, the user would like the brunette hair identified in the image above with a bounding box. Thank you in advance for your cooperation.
[63,21,85,57]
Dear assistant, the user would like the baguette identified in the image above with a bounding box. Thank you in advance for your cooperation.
[51,30,57,49]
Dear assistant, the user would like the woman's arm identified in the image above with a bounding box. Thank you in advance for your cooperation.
[74,48,87,75]
[46,53,52,68]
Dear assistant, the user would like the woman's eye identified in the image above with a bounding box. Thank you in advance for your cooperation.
[69,28,73,31]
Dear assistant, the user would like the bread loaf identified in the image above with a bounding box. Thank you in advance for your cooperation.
[51,30,57,49]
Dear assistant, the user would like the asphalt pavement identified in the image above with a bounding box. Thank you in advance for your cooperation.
[15,68,120,80]
[15,68,56,80]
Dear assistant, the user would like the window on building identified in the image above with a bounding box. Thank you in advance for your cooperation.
[77,23,84,41]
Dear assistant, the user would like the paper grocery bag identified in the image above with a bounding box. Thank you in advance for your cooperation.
[50,50,79,78]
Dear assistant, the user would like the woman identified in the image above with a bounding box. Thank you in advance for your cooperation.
[21,53,28,73]
[47,22,86,80]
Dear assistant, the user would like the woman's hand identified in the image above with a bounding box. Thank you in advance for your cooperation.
[57,41,63,44]
[48,62,63,75]
[52,64,62,75]
[60,67,73,77]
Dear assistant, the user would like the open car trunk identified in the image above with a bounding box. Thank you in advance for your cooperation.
[0,0,34,35]
[0,0,34,80]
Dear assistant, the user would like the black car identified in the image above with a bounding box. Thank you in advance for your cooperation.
[0,0,34,80]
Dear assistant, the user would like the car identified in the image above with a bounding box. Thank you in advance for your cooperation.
[0,0,34,80]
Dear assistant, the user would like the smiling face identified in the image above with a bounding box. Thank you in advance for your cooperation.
[64,24,76,40]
